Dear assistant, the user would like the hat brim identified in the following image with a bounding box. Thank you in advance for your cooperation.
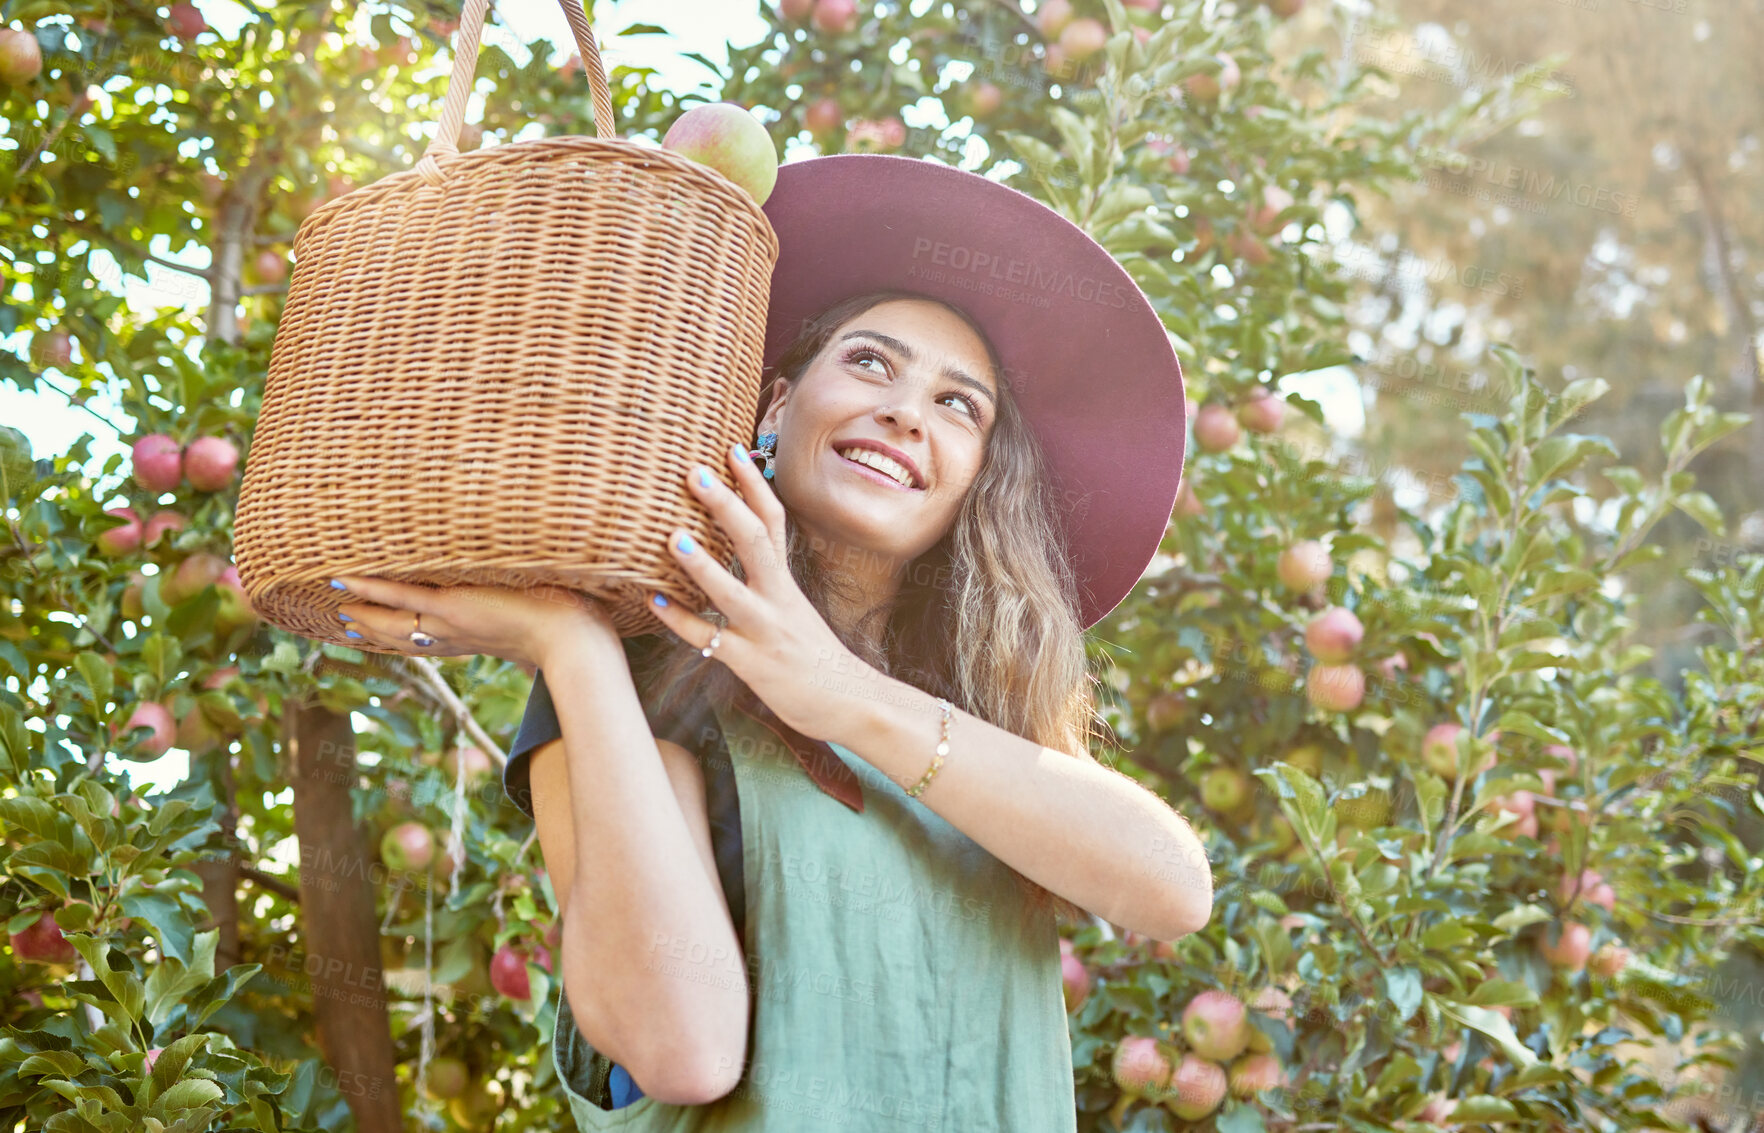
[758,154,1188,630]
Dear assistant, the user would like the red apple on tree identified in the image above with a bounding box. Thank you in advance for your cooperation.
[1304,607,1363,662]
[97,508,143,556]
[167,2,208,41]
[1200,767,1252,815]
[661,102,780,207]
[1590,942,1630,978]
[8,910,78,965]
[1237,386,1286,433]
[965,81,1003,120]
[1166,1053,1228,1119]
[1110,1035,1172,1097]
[1559,867,1616,912]
[121,571,148,620]
[1267,0,1305,14]
[29,330,73,370]
[132,434,184,493]
[1193,404,1241,452]
[184,436,239,492]
[1538,921,1591,971]
[1146,690,1192,731]
[142,509,189,548]
[253,250,288,285]
[1036,0,1074,38]
[160,552,230,606]
[1173,477,1203,518]
[779,0,818,23]
[1183,989,1250,1061]
[804,96,843,140]
[1059,937,1090,1011]
[1059,17,1108,60]
[1417,1094,1457,1124]
[1147,136,1191,176]
[1277,540,1331,590]
[118,702,176,757]
[1228,1052,1287,1097]
[381,821,436,872]
[421,1054,470,1100]
[143,1047,164,1072]
[1306,663,1364,712]
[490,943,534,1001]
[810,0,858,34]
[0,28,43,86]
[1249,184,1296,233]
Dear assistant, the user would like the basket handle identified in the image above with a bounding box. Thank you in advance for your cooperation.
[415,0,617,187]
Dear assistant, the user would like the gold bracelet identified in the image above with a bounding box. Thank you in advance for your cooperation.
[906,696,953,799]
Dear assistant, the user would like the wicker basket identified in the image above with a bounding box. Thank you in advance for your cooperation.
[234,0,779,653]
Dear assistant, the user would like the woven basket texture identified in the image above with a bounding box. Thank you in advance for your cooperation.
[234,0,780,653]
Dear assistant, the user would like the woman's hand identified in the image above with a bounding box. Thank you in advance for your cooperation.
[645,441,879,745]
[326,574,617,673]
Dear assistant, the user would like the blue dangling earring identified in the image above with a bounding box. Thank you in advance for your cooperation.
[750,431,778,480]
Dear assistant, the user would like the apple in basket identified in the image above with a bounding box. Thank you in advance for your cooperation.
[660,102,780,207]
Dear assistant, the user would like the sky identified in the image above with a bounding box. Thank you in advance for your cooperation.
[11,0,1367,794]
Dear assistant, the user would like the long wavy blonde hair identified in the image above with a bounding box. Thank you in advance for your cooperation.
[639,288,1102,930]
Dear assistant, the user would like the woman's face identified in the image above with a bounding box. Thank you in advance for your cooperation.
[758,298,999,576]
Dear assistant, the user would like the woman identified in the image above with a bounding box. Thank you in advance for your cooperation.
[327,153,1210,1129]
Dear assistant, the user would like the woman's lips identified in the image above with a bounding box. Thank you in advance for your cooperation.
[833,449,920,491]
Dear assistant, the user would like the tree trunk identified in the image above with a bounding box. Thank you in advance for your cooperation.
[289,702,403,1133]
[189,750,241,969]
[1684,148,1764,494]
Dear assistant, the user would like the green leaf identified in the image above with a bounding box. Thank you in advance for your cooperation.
[1491,902,1552,934]
[75,651,114,707]
[1049,107,1098,185]
[1253,763,1329,847]
[120,893,195,967]
[18,1050,88,1079]
[1420,921,1476,951]
[0,795,63,840]
[157,1077,224,1111]
[185,964,262,1030]
[1451,1096,1519,1121]
[1466,979,1538,1008]
[1435,1000,1538,1067]
[1673,491,1725,537]
[1552,377,1610,425]
[1526,434,1616,492]
[1215,1100,1268,1133]
[147,1033,209,1103]
[1384,967,1422,1023]
[66,934,145,1024]
[1090,181,1156,231]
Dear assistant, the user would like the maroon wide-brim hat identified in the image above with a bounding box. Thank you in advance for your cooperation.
[757,153,1188,631]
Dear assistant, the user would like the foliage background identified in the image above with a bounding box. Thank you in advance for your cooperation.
[1,0,1760,1129]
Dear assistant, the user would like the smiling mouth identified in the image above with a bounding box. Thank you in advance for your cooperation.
[834,449,923,492]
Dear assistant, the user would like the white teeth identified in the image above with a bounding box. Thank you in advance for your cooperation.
[838,447,916,488]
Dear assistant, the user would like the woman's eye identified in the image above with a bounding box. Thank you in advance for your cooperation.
[848,347,886,372]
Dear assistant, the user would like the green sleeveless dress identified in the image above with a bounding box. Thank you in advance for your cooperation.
[548,696,1078,1130]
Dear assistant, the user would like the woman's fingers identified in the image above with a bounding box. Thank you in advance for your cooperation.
[331,575,446,614]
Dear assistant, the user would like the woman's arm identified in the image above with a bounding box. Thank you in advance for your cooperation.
[534,630,749,1105]
[822,667,1214,942]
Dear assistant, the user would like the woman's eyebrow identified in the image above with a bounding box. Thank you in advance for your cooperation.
[838,330,997,406]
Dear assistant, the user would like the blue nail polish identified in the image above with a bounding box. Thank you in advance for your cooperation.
[734,444,751,464]
[677,533,695,554]
[653,592,669,607]
[345,629,362,639]
[338,613,353,623]
[329,579,347,590]
[696,467,713,488]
